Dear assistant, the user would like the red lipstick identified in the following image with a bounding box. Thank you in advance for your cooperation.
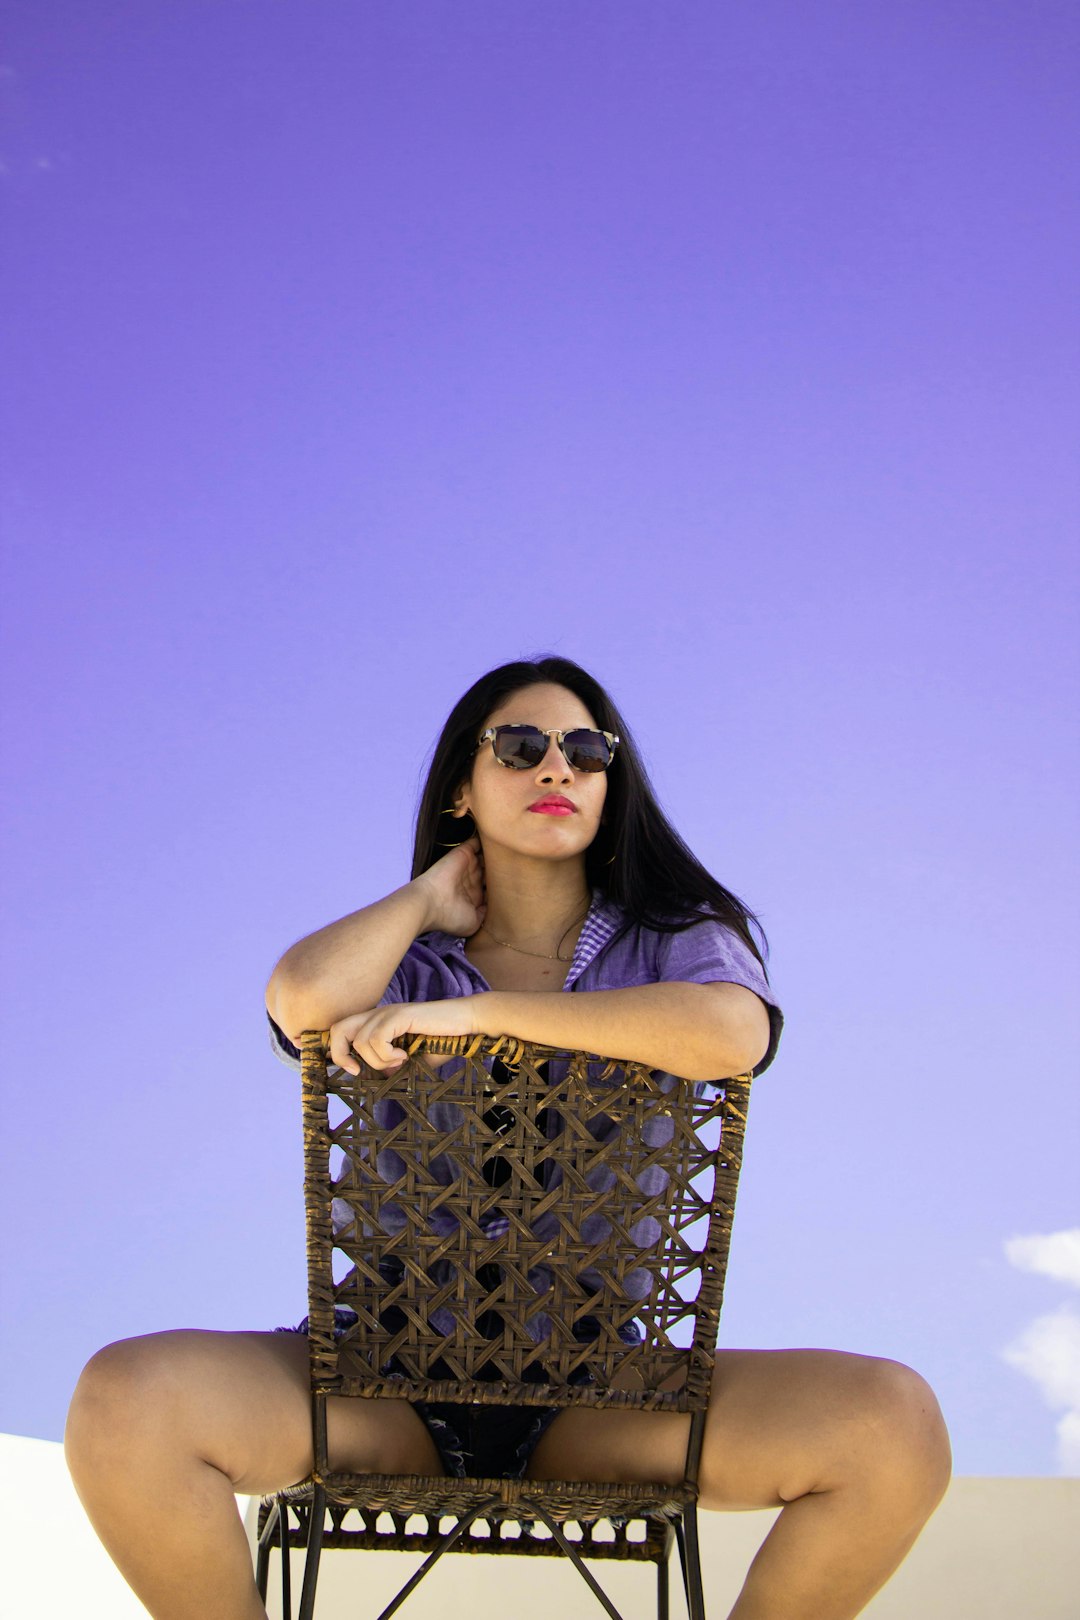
[528,795,576,815]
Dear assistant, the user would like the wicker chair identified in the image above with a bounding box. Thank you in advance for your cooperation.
[256,1029,752,1620]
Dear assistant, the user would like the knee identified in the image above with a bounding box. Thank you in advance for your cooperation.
[65,1335,183,1484]
[849,1357,952,1513]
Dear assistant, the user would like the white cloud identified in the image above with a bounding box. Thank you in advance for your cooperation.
[1058,1411,1080,1475]
[1003,1229,1080,1475]
[1005,1229,1080,1289]
[1003,1303,1080,1408]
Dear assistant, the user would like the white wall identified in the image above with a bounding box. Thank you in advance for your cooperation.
[8,1434,1078,1619]
[1,1433,256,1620]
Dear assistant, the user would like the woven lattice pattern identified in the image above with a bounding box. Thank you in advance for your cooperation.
[302,1031,750,1413]
[258,1033,753,1609]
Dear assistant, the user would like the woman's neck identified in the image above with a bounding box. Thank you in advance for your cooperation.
[478,852,592,954]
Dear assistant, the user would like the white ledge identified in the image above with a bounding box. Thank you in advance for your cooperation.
[8,1432,1078,1618]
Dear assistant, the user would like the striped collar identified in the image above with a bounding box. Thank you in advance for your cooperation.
[563,890,625,986]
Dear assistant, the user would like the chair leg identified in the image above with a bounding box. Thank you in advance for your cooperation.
[674,1518,693,1618]
[298,1484,326,1620]
[680,1502,707,1620]
[658,1522,674,1620]
[280,1499,293,1620]
[255,1500,278,1602]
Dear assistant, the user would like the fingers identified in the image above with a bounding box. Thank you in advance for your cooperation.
[328,1021,363,1076]
[328,1015,382,1075]
[366,1036,407,1072]
[329,1013,408,1076]
[349,1038,406,1075]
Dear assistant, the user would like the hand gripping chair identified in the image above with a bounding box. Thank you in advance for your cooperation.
[256,1030,752,1620]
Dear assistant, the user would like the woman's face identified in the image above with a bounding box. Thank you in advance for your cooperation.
[453,682,608,862]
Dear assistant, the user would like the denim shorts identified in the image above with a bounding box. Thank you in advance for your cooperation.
[277,1307,566,1480]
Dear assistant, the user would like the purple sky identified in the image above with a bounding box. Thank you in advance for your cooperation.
[2,2,1078,1476]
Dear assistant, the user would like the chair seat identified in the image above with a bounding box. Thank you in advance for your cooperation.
[260,1472,688,1563]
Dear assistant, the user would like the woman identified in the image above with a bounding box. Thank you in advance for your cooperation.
[65,655,950,1620]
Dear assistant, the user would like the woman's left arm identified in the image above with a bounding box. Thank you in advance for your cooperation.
[476,983,771,1081]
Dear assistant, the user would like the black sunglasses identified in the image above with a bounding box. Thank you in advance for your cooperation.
[475,724,620,774]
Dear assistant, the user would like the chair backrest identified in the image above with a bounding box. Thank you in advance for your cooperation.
[300,1030,751,1418]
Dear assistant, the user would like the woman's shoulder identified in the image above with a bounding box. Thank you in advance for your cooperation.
[589,891,752,953]
[591,894,775,998]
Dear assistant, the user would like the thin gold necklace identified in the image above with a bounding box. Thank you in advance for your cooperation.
[479,904,589,962]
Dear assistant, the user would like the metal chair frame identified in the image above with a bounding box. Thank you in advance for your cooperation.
[256,1029,752,1620]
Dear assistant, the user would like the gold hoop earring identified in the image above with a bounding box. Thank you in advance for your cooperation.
[437,804,474,849]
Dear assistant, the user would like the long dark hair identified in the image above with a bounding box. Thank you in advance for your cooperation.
[410,655,768,969]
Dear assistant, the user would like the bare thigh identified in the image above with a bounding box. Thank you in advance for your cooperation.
[526,1348,949,1512]
[68,1329,446,1495]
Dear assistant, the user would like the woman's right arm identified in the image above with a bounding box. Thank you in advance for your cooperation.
[265,836,486,1043]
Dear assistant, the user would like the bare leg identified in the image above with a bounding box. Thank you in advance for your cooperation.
[64,1331,444,1620]
[527,1348,952,1620]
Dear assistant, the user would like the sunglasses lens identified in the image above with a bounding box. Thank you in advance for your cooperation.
[490,726,615,771]
[563,730,612,771]
[492,726,548,767]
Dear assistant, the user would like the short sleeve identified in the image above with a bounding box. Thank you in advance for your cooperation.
[266,1010,352,1080]
[655,920,783,1077]
[267,1011,302,1071]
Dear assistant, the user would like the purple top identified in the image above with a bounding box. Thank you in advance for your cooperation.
[268,887,782,1077]
[268,891,782,1343]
